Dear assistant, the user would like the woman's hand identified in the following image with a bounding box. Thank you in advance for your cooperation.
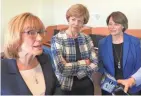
[61,56,67,64]
[85,59,90,65]
[117,77,135,93]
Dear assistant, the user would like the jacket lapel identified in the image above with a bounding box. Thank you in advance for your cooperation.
[106,35,115,75]
[6,54,54,95]
[7,59,32,95]
[107,36,114,65]
[37,54,54,95]
[123,33,129,69]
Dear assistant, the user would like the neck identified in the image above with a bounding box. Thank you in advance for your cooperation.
[112,32,123,44]
[17,52,38,70]
[66,28,79,38]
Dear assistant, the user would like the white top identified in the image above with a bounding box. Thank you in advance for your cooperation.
[20,64,46,95]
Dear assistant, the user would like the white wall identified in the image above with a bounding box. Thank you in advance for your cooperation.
[40,0,54,26]
[0,0,2,52]
[1,0,141,51]
[1,0,53,51]
[53,0,141,28]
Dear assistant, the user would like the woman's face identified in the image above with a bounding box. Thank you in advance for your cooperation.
[108,17,124,36]
[68,16,84,31]
[20,29,44,56]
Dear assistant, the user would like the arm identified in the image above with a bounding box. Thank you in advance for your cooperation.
[132,40,141,86]
[132,67,141,86]
[117,77,135,93]
[85,36,99,75]
[117,67,141,93]
[117,40,141,93]
[51,36,88,77]
[97,40,104,74]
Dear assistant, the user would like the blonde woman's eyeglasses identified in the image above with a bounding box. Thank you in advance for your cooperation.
[22,30,46,37]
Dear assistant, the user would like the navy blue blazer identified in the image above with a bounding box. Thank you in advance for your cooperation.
[1,53,60,95]
[98,33,141,93]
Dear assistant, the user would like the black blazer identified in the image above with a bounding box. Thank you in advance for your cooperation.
[1,53,60,95]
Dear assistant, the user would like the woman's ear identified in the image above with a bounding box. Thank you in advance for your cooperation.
[122,25,124,29]
[67,17,70,23]
[122,27,126,32]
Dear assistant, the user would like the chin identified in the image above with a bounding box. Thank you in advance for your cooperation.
[32,50,43,56]
[111,32,118,36]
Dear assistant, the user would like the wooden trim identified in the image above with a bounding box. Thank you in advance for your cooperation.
[43,25,141,47]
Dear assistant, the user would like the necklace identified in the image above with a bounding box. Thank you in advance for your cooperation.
[113,43,123,69]
[34,66,39,84]
[34,72,39,84]
[19,64,40,85]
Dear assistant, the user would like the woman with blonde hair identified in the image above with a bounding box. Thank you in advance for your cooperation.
[51,4,98,95]
[1,12,59,95]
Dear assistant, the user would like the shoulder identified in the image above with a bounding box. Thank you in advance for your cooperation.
[1,58,15,67]
[52,30,67,40]
[51,31,67,45]
[79,32,91,41]
[125,33,140,45]
[80,32,90,37]
[99,35,110,45]
[1,58,16,74]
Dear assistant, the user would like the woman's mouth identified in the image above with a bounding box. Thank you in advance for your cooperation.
[33,45,42,50]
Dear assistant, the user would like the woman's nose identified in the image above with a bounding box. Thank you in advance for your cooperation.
[74,20,79,25]
[36,34,42,41]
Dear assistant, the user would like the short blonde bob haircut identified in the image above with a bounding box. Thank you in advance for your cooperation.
[66,4,89,24]
[4,12,45,59]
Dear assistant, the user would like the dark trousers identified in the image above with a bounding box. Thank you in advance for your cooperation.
[55,76,94,95]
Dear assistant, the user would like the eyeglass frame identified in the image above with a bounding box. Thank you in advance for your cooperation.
[22,29,46,37]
